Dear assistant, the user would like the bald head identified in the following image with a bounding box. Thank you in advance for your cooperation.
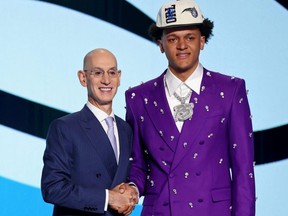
[83,48,117,70]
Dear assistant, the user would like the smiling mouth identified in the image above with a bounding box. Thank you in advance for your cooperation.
[177,53,190,58]
[99,87,113,92]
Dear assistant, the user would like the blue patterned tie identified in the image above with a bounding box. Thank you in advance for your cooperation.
[105,117,118,161]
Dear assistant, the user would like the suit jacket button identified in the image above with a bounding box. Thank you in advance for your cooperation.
[163,202,169,206]
[169,173,175,178]
[199,141,205,145]
[198,198,204,203]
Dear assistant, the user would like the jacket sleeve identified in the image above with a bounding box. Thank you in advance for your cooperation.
[125,90,147,196]
[41,119,106,214]
[228,79,256,216]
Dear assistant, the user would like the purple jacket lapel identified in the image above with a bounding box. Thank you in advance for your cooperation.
[143,72,180,152]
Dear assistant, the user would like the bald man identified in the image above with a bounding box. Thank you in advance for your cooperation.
[41,48,138,216]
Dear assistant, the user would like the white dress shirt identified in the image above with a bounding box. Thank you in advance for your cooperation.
[164,63,203,131]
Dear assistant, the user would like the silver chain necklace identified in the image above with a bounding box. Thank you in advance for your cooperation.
[173,90,192,104]
[173,90,194,121]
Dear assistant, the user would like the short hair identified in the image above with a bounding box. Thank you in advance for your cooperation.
[148,18,214,44]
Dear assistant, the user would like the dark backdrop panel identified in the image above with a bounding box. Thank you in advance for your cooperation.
[1,90,287,165]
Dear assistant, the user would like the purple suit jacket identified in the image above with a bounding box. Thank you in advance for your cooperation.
[125,68,256,216]
[41,105,133,216]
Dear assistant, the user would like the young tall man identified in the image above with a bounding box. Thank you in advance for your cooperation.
[125,1,256,215]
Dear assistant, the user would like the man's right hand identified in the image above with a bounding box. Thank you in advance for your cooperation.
[108,183,138,215]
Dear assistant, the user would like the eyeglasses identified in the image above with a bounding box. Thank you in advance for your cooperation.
[84,68,120,78]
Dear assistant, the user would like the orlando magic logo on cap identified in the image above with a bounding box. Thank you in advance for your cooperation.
[182,7,198,18]
[156,0,204,28]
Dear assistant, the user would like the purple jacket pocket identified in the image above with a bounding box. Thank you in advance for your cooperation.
[211,187,231,202]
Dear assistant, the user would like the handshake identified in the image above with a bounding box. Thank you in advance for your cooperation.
[108,183,139,215]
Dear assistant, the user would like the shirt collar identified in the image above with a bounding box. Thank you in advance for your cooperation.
[86,101,115,123]
[165,63,203,96]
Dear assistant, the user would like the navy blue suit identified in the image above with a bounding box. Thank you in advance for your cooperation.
[41,105,132,216]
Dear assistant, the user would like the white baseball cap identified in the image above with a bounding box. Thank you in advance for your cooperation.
[156,0,204,28]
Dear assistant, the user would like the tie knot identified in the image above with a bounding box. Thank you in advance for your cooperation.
[105,116,114,128]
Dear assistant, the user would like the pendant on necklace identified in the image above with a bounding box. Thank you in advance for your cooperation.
[173,89,194,121]
[174,103,194,121]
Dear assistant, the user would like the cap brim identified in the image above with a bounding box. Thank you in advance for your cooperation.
[157,22,204,29]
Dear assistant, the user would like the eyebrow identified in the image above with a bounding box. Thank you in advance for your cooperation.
[90,66,117,71]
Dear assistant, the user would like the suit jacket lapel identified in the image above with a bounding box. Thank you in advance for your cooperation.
[111,116,130,186]
[144,72,180,152]
[79,106,118,180]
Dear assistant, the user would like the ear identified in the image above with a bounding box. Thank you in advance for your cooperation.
[78,70,87,87]
[117,70,121,86]
[158,40,165,53]
[200,36,205,50]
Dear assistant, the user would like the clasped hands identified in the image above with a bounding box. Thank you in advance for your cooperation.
[109,183,139,215]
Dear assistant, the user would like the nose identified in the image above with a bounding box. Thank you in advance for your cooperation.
[101,72,111,84]
[177,38,187,50]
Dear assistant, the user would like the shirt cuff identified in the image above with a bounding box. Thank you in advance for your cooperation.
[128,182,140,198]
[104,189,109,211]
